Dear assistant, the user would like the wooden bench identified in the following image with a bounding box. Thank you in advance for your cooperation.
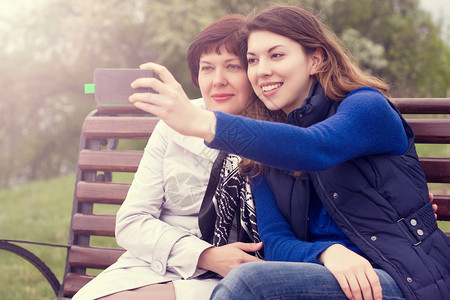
[0,98,449,299]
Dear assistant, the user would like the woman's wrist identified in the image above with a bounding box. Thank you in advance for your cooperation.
[201,111,217,143]
[197,246,215,271]
[318,243,341,264]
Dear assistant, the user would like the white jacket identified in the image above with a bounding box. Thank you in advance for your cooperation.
[73,99,221,300]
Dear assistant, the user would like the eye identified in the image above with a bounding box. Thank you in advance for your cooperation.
[226,64,241,70]
[247,57,257,65]
[200,66,213,72]
[271,53,284,59]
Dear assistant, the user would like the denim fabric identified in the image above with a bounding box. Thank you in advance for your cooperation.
[211,261,404,300]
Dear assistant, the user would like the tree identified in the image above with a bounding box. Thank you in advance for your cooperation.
[324,0,450,97]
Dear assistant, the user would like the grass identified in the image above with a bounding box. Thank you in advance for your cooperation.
[0,175,75,299]
[0,173,136,299]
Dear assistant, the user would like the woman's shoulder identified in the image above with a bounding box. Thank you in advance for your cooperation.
[346,86,385,99]
[341,87,390,112]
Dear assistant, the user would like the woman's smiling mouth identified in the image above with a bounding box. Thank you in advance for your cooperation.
[261,82,283,96]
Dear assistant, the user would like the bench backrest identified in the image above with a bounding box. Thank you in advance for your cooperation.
[59,99,450,298]
[59,105,158,298]
[393,98,450,236]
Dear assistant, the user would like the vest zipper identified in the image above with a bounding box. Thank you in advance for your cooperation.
[315,174,417,300]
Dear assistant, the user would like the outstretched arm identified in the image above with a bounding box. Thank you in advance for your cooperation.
[130,63,407,173]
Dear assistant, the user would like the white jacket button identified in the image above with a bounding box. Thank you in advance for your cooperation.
[151,261,164,273]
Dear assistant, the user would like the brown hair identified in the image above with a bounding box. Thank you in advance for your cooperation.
[243,5,390,101]
[240,5,390,176]
[187,15,247,88]
[187,14,269,177]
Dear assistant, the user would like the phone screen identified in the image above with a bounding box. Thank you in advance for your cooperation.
[93,68,155,105]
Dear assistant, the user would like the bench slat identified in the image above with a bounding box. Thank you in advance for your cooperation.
[83,116,159,139]
[76,181,130,204]
[408,119,450,143]
[72,214,116,236]
[97,98,450,115]
[63,273,95,297]
[393,98,450,114]
[68,245,124,269]
[419,157,450,183]
[78,150,143,172]
[434,195,450,221]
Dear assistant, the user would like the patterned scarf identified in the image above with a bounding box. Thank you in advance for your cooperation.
[198,152,262,258]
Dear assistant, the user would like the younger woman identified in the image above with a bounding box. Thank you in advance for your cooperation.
[129,5,449,300]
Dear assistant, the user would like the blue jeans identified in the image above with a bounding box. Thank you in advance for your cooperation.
[211,261,404,300]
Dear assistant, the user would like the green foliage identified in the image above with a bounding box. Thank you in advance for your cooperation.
[340,28,388,72]
[325,0,450,97]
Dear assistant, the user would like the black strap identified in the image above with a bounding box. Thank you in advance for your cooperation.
[198,151,228,243]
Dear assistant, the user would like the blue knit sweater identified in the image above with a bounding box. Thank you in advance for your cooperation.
[208,87,408,263]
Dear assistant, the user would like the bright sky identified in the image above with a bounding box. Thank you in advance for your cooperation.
[419,0,450,18]
[0,1,27,17]
[419,0,450,41]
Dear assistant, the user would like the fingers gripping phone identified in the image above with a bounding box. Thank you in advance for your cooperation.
[85,68,156,105]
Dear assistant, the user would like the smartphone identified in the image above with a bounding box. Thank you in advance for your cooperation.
[92,68,156,105]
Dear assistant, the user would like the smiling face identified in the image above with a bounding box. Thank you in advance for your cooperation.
[198,46,253,115]
[247,30,319,114]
